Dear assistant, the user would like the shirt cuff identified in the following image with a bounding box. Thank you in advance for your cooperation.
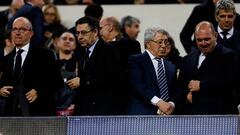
[151,96,162,106]
[168,101,175,107]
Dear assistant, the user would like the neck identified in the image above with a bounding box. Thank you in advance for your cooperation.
[59,51,73,60]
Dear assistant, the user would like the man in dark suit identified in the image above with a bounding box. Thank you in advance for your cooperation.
[177,21,238,115]
[180,0,240,54]
[99,16,141,114]
[73,16,121,115]
[215,0,240,109]
[128,27,177,115]
[8,0,45,47]
[0,17,63,116]
[215,0,240,53]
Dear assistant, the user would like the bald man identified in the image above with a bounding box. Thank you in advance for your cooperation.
[176,21,239,115]
[0,17,63,116]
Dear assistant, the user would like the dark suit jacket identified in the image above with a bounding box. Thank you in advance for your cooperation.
[127,51,177,115]
[8,3,44,47]
[110,37,141,114]
[73,39,122,115]
[217,29,240,107]
[0,46,63,116]
[177,44,239,115]
[180,0,240,54]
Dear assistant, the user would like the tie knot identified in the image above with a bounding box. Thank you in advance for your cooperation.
[221,31,228,37]
[155,57,162,62]
[17,49,24,55]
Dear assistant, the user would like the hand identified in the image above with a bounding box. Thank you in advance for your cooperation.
[156,100,174,115]
[66,77,80,89]
[26,89,38,103]
[187,91,193,103]
[0,86,13,97]
[188,80,200,92]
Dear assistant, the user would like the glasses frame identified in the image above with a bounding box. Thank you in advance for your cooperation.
[11,27,31,33]
[151,39,170,46]
[75,29,94,37]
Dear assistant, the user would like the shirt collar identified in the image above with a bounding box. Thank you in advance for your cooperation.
[16,43,30,53]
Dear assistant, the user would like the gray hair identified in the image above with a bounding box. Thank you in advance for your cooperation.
[144,27,169,49]
[121,15,140,33]
[215,0,236,16]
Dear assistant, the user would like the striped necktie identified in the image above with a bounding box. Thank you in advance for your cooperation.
[156,58,169,101]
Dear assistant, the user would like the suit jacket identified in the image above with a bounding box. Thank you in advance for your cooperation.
[217,29,240,107]
[0,46,63,116]
[127,51,177,115]
[73,39,122,115]
[180,0,240,54]
[177,44,239,115]
[8,3,44,47]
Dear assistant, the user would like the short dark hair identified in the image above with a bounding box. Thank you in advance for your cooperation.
[84,3,103,21]
[75,16,99,31]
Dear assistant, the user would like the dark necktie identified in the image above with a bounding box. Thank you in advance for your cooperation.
[14,49,24,79]
[156,58,169,101]
[83,48,90,69]
[221,31,228,40]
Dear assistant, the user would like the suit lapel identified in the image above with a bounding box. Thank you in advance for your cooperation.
[142,52,158,84]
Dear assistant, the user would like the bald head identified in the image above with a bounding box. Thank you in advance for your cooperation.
[194,21,217,55]
[195,21,216,35]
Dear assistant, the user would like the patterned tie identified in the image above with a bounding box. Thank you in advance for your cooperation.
[14,49,24,79]
[156,58,169,101]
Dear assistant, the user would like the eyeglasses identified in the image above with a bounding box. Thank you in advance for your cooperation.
[75,29,94,36]
[11,27,31,33]
[151,40,170,46]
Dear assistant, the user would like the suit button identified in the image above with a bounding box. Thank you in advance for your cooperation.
[86,81,90,85]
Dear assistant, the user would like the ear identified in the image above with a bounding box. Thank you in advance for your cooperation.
[108,25,113,32]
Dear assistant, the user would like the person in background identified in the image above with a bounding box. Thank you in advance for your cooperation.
[176,21,239,115]
[0,0,24,44]
[99,16,141,114]
[127,27,177,115]
[121,15,140,41]
[55,31,79,116]
[0,17,63,116]
[73,16,121,115]
[214,0,240,109]
[164,36,183,69]
[8,0,46,47]
[42,3,67,47]
[180,0,240,54]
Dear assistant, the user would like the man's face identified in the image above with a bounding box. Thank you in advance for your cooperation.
[216,9,235,31]
[99,19,111,42]
[147,32,170,58]
[58,32,76,53]
[11,19,33,48]
[76,23,97,48]
[125,21,140,40]
[195,26,217,55]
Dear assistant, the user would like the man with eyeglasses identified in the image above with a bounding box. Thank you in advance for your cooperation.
[127,27,177,115]
[0,17,63,116]
[73,16,122,115]
[176,21,239,115]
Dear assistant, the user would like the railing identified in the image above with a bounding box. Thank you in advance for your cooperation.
[0,115,239,135]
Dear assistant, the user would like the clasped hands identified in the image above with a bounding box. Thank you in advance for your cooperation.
[0,86,38,103]
[156,100,174,115]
